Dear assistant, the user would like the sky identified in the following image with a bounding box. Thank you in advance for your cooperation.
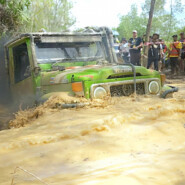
[71,0,185,29]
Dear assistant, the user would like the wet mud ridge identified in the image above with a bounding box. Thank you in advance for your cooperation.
[0,79,185,185]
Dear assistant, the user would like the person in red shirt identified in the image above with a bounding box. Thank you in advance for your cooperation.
[168,35,182,75]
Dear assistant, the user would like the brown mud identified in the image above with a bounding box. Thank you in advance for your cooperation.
[0,79,185,185]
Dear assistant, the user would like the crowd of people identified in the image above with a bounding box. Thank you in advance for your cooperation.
[117,30,185,76]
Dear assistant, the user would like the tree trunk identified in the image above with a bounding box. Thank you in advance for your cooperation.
[142,0,156,67]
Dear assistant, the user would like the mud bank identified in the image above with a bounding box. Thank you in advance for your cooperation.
[0,80,185,185]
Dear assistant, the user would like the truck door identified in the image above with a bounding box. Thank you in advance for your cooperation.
[9,41,35,108]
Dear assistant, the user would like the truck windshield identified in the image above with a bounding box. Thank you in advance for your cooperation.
[34,42,105,64]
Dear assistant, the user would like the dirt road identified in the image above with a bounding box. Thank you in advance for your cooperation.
[0,79,185,185]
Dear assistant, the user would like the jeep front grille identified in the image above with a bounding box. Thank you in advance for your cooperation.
[110,83,145,97]
[90,78,160,99]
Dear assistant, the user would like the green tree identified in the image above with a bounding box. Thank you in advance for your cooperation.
[176,26,185,35]
[0,0,30,35]
[141,0,184,40]
[117,0,184,41]
[22,0,76,32]
[117,5,146,40]
[142,0,166,17]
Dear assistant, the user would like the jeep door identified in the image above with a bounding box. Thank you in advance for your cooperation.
[8,39,35,108]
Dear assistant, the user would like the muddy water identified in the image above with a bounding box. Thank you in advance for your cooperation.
[0,80,185,185]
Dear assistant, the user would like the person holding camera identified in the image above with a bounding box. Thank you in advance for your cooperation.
[128,30,143,66]
[147,33,162,71]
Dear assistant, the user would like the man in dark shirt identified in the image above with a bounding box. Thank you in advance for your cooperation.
[147,33,162,71]
[128,30,143,66]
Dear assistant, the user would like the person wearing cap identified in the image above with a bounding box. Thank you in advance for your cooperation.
[179,32,185,73]
[168,35,182,76]
[119,38,129,63]
[128,30,143,66]
[147,33,162,71]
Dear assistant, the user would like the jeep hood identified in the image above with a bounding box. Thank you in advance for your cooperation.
[40,65,160,86]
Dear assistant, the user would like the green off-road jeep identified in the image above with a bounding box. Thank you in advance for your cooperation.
[5,27,177,107]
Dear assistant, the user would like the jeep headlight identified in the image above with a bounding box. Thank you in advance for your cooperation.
[148,81,159,94]
[94,87,107,99]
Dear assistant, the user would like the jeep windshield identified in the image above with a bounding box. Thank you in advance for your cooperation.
[34,42,105,64]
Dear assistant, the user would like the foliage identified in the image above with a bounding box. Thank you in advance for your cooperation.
[117,0,185,41]
[22,0,76,32]
[0,0,76,35]
[117,5,147,40]
[0,0,30,35]
[176,26,185,36]
[142,0,167,16]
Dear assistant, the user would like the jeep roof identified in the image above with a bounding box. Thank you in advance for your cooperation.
[5,32,104,47]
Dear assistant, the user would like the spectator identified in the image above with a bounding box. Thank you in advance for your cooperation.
[168,35,182,76]
[119,38,129,63]
[147,33,162,71]
[179,32,185,73]
[128,30,143,66]
[159,39,167,71]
